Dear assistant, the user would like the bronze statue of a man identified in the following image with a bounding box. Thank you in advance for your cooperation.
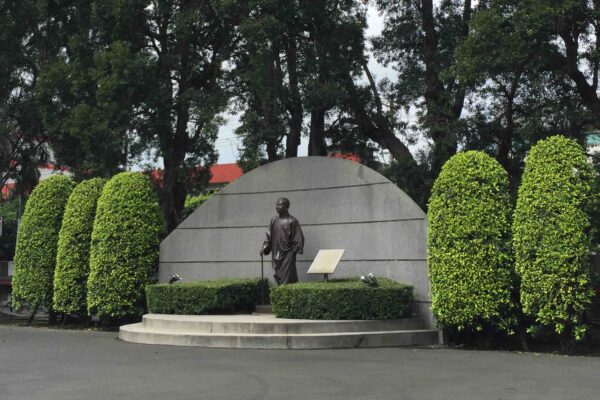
[260,197,304,285]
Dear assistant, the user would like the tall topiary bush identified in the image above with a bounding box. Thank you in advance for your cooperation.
[513,135,595,341]
[12,175,76,312]
[87,172,165,319]
[53,178,105,315]
[428,151,514,332]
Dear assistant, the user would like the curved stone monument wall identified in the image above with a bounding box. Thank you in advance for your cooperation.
[159,157,433,327]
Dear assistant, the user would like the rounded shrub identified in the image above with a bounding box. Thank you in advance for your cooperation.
[513,135,595,340]
[428,151,514,332]
[87,172,165,319]
[53,178,105,315]
[12,175,76,312]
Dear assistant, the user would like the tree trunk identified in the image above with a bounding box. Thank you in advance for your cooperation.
[560,335,576,355]
[518,328,529,352]
[266,138,280,162]
[420,0,472,178]
[161,96,188,231]
[286,106,302,158]
[161,154,186,232]
[549,30,600,115]
[285,35,302,158]
[48,310,57,325]
[497,97,514,172]
[160,26,192,232]
[307,9,329,158]
[343,69,426,206]
[308,108,327,156]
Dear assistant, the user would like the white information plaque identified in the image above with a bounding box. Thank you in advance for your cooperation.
[307,249,345,275]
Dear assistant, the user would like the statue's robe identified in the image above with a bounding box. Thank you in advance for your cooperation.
[262,214,304,284]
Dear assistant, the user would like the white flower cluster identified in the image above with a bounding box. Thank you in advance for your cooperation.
[360,273,378,287]
[169,273,181,284]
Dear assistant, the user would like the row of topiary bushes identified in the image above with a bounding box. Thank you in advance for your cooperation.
[12,172,164,321]
[428,135,596,346]
[145,277,414,320]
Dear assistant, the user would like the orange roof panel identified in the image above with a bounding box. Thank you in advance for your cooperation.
[209,163,244,184]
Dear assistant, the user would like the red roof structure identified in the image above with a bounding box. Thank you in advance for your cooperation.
[146,163,244,188]
[330,153,360,163]
[209,163,244,185]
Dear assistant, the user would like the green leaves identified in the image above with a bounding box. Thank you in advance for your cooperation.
[513,135,595,340]
[146,279,262,315]
[0,198,20,259]
[270,278,413,320]
[12,175,76,312]
[428,151,514,332]
[235,0,371,165]
[182,192,214,219]
[33,3,132,180]
[53,178,105,315]
[87,172,165,319]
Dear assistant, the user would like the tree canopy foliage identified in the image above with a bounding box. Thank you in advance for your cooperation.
[2,0,600,229]
[0,197,21,259]
[0,0,50,195]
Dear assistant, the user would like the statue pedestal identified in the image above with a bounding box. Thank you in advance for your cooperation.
[119,313,439,349]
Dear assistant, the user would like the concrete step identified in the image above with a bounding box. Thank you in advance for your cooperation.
[119,323,439,349]
[253,305,273,314]
[140,313,426,334]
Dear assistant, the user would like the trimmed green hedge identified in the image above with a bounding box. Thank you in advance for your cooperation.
[270,278,413,320]
[12,175,76,312]
[146,279,262,314]
[87,172,165,319]
[513,135,595,340]
[53,178,105,315]
[428,151,514,332]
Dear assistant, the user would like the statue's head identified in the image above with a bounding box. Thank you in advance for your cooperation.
[276,197,290,215]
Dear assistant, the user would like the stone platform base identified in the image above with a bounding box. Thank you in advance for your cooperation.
[119,314,439,349]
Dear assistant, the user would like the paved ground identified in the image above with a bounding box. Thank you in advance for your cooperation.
[1,325,599,400]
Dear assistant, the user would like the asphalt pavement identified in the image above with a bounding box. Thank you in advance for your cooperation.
[0,325,598,400]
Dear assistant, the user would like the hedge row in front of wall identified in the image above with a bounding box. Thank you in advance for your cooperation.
[270,278,413,320]
[146,278,263,314]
